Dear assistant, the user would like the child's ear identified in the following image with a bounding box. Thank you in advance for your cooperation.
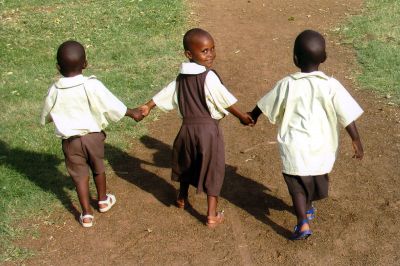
[184,50,193,60]
[321,51,327,63]
[83,60,88,69]
[293,54,300,67]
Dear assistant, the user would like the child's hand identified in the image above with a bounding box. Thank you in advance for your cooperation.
[126,108,144,122]
[247,112,258,125]
[352,139,364,160]
[131,108,144,122]
[240,113,255,126]
[345,121,363,160]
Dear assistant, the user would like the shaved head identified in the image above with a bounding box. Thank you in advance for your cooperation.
[294,30,326,68]
[57,40,86,76]
[183,28,213,51]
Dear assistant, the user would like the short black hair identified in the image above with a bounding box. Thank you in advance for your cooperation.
[183,28,212,51]
[294,30,326,67]
[56,40,86,75]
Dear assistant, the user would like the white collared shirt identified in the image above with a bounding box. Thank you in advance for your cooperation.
[40,75,127,139]
[257,71,363,175]
[152,62,237,119]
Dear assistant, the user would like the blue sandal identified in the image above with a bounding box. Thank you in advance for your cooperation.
[306,206,316,220]
[290,219,312,240]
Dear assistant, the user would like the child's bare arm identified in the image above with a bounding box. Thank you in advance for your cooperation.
[226,104,254,126]
[139,99,156,117]
[248,106,263,125]
[126,107,144,122]
[345,121,363,160]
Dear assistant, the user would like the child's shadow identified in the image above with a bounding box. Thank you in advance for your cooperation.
[0,140,79,216]
[105,142,175,207]
[222,166,292,238]
[133,136,292,237]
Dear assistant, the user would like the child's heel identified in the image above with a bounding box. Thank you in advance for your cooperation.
[206,211,224,228]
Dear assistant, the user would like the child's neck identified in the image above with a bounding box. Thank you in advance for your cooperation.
[300,65,319,73]
[61,70,83,77]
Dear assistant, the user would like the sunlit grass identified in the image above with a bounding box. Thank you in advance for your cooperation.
[340,0,400,104]
[0,0,186,261]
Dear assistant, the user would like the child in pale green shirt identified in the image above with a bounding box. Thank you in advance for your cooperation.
[249,30,364,240]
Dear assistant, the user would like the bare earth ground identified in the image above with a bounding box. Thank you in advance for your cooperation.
[16,0,400,265]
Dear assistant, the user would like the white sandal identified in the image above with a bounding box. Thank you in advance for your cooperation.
[79,213,94,228]
[98,193,116,213]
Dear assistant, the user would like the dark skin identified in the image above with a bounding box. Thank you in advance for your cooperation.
[56,41,143,222]
[138,30,253,220]
[248,30,363,234]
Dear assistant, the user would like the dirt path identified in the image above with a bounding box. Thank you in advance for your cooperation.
[20,0,400,265]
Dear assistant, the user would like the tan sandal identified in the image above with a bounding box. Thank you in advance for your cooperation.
[206,211,224,228]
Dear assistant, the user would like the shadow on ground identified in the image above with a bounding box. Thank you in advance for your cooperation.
[106,136,292,237]
[0,140,79,216]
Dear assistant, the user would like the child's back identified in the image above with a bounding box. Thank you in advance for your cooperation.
[41,40,141,228]
[259,71,362,175]
[250,30,363,240]
[42,75,126,138]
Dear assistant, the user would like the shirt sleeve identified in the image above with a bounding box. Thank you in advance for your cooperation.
[330,78,363,127]
[152,80,177,112]
[204,71,237,114]
[257,78,289,124]
[86,79,127,122]
[40,85,57,125]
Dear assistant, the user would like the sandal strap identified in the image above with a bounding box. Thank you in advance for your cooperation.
[294,219,309,231]
[207,211,224,224]
[98,194,114,205]
[80,214,94,219]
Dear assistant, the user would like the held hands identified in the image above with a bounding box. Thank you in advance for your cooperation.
[239,112,255,126]
[127,100,156,123]
[126,108,144,122]
[139,104,151,117]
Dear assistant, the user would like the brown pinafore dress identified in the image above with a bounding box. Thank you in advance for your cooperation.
[171,70,225,197]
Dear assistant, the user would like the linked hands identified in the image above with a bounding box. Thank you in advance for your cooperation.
[126,107,144,122]
[127,100,156,122]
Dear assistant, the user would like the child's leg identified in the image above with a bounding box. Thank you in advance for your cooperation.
[72,175,92,219]
[94,172,107,207]
[291,193,308,223]
[206,195,224,228]
[176,181,190,208]
[207,195,218,217]
[178,181,190,199]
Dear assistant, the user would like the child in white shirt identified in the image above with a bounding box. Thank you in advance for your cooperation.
[249,30,364,240]
[139,28,254,228]
[41,40,142,227]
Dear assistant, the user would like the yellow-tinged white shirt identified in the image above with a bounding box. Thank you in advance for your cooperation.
[257,71,363,176]
[40,75,127,139]
[152,62,237,119]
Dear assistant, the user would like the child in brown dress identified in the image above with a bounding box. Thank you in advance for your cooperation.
[139,28,253,227]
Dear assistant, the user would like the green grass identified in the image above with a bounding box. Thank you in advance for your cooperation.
[0,0,186,261]
[339,0,400,104]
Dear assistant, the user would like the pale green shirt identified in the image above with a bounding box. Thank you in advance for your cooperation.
[257,71,363,176]
[152,62,237,119]
[40,75,127,139]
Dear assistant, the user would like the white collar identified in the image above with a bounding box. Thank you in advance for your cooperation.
[54,74,86,89]
[290,71,330,80]
[179,62,207,75]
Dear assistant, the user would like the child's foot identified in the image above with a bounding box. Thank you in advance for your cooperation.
[290,219,312,240]
[98,194,116,213]
[206,211,224,228]
[176,196,191,209]
[79,213,94,228]
[306,206,316,220]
